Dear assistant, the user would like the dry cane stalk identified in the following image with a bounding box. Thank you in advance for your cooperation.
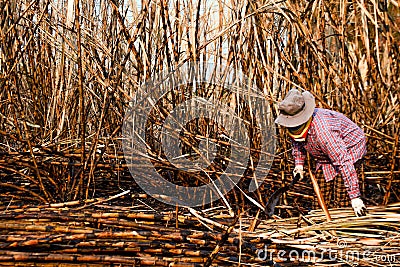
[306,153,332,223]
[204,214,239,267]
[72,0,86,200]
[383,132,399,205]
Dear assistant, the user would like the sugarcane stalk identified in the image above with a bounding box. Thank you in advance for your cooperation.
[306,153,332,223]
[383,133,399,205]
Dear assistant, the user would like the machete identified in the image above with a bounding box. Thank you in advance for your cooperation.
[265,173,301,217]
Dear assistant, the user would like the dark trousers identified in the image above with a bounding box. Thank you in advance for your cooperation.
[313,162,363,209]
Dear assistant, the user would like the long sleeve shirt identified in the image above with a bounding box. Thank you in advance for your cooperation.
[292,108,367,199]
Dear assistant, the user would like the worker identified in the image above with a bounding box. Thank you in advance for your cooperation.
[275,89,367,217]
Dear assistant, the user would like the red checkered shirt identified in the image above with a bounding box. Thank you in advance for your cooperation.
[292,108,367,199]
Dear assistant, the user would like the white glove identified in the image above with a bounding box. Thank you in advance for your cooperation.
[293,165,304,181]
[351,198,367,217]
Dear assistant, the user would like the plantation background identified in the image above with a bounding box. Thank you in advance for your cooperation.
[0,0,399,208]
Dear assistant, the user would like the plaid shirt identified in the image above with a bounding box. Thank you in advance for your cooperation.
[292,108,367,199]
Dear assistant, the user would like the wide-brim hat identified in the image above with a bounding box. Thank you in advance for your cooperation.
[274,89,316,127]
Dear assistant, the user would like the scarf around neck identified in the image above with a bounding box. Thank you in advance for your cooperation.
[287,117,313,142]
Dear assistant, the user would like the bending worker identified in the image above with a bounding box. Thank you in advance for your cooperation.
[275,89,367,217]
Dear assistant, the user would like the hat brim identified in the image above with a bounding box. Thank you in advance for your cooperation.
[274,91,316,127]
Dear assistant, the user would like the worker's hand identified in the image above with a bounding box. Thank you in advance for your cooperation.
[351,198,367,217]
[293,165,304,181]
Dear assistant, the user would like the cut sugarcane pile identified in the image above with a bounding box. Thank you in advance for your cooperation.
[0,198,399,267]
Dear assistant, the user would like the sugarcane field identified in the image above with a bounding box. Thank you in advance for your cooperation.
[0,0,400,266]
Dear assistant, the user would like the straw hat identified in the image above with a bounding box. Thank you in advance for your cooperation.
[274,89,316,127]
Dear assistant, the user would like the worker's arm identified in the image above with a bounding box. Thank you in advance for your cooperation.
[292,141,306,166]
[316,125,367,216]
[317,126,361,199]
[292,141,306,180]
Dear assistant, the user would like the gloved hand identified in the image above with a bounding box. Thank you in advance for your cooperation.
[293,165,304,181]
[351,197,367,217]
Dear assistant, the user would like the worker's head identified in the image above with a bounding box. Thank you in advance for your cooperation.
[275,89,315,141]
